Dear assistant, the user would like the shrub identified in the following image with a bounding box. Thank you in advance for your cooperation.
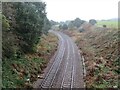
[89,19,97,25]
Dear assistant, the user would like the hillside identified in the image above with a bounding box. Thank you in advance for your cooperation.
[2,2,58,88]
[63,23,119,88]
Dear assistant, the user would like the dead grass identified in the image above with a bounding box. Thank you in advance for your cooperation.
[64,27,119,88]
[25,33,58,61]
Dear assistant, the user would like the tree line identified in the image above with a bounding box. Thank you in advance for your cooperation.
[58,18,97,30]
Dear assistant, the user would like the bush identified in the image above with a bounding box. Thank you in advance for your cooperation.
[103,25,107,28]
[79,28,85,32]
[89,19,97,25]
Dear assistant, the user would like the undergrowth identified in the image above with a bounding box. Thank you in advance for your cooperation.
[2,33,58,88]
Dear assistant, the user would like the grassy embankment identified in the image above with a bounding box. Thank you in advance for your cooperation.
[2,33,58,88]
[65,21,119,88]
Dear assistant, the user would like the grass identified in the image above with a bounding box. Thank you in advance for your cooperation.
[96,21,118,28]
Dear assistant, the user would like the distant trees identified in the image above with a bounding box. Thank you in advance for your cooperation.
[62,24,68,30]
[50,18,86,30]
[59,24,68,30]
[50,20,59,26]
[67,18,85,29]
[89,19,97,25]
[68,21,74,29]
[73,18,85,28]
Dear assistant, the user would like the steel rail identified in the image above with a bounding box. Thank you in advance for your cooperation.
[39,32,66,88]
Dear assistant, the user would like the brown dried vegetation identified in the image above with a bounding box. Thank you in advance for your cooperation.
[64,25,119,88]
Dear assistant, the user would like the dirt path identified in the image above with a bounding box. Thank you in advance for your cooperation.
[33,30,85,88]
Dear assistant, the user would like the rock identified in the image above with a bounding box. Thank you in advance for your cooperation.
[38,75,44,79]
[113,86,117,88]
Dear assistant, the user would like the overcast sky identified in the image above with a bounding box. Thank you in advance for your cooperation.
[43,0,119,22]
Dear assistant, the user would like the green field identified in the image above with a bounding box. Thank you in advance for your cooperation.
[96,21,118,28]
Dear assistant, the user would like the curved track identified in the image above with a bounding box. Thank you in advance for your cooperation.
[33,31,85,89]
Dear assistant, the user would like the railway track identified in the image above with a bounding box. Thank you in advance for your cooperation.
[33,31,85,89]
